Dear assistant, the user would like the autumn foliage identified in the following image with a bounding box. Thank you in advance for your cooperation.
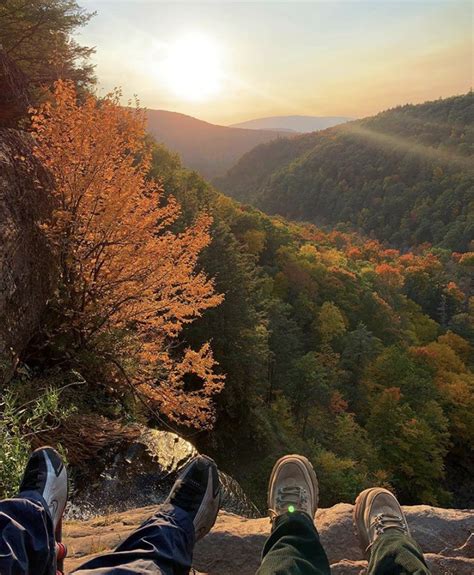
[2,3,472,507]
[31,81,224,428]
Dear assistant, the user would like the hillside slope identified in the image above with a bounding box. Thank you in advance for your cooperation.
[150,144,473,511]
[216,93,474,252]
[146,109,293,179]
[3,125,472,515]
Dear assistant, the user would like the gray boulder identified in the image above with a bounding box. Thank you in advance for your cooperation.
[68,428,259,520]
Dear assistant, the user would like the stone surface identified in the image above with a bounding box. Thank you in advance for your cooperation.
[64,504,474,574]
[67,428,259,520]
[67,428,199,519]
[0,128,54,381]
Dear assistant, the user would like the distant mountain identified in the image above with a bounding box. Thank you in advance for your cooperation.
[231,115,352,133]
[145,110,293,179]
[216,93,474,252]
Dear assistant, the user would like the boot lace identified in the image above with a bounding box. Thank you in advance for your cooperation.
[372,513,408,536]
[364,513,408,555]
[269,485,308,521]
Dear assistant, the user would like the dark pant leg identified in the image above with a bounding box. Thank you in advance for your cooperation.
[72,503,195,575]
[256,511,331,575]
[0,491,56,575]
[368,530,431,575]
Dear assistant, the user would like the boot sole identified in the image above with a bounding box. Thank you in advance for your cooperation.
[353,487,375,557]
[181,455,221,541]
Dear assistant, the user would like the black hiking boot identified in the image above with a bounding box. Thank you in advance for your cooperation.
[19,446,68,572]
[165,454,221,541]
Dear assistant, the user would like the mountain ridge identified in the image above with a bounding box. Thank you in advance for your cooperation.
[231,114,352,133]
[145,109,295,179]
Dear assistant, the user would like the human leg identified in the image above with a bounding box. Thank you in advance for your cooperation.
[72,455,221,575]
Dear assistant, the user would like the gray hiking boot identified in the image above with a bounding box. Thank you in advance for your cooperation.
[165,455,221,541]
[267,454,319,528]
[354,487,410,557]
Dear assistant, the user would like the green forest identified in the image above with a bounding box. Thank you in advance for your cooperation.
[151,145,473,508]
[216,94,474,252]
[0,0,473,514]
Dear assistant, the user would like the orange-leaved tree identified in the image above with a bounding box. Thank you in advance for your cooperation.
[31,80,224,428]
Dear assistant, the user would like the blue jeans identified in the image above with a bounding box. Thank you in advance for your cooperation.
[0,495,193,575]
[72,504,194,575]
[0,491,56,575]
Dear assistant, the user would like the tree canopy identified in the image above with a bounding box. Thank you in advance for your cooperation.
[30,81,224,428]
[0,0,95,97]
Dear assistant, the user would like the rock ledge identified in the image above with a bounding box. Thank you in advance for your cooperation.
[64,504,473,574]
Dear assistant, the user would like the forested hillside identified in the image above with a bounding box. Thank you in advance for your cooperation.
[2,81,472,508]
[146,109,292,179]
[216,94,474,252]
[1,0,472,516]
[149,144,473,509]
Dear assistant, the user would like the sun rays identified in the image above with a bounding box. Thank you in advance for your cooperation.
[342,122,474,172]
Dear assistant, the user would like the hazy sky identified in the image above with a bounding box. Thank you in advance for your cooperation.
[79,1,473,125]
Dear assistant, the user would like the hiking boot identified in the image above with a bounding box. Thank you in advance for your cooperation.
[267,454,319,527]
[165,454,221,541]
[354,487,410,557]
[19,446,68,531]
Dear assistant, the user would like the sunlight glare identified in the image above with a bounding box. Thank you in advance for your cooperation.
[163,34,222,102]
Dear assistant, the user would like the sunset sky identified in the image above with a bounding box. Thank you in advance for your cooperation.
[79,1,473,125]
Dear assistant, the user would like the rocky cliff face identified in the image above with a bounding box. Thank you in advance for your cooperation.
[0,128,54,381]
[64,504,473,574]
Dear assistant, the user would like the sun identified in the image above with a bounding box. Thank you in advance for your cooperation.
[163,34,223,102]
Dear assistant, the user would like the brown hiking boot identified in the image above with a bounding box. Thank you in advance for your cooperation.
[354,487,410,557]
[267,454,319,528]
